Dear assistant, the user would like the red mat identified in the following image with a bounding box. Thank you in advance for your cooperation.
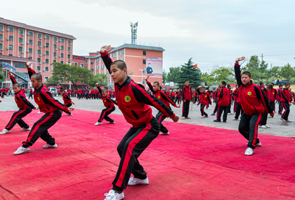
[0,110,295,200]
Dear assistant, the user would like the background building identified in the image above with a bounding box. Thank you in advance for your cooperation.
[0,17,75,87]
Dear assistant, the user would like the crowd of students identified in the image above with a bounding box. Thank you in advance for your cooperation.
[0,52,295,200]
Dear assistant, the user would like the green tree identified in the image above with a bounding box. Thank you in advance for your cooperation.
[242,55,268,82]
[280,63,295,81]
[201,72,215,86]
[90,73,108,87]
[0,70,5,83]
[211,66,235,84]
[179,58,202,88]
[162,70,167,84]
[166,66,181,83]
[266,66,280,81]
[48,63,94,89]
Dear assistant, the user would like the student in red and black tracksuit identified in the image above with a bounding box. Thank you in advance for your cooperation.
[100,45,179,200]
[267,84,277,118]
[197,86,212,118]
[175,89,182,104]
[211,86,220,116]
[95,83,117,125]
[233,86,242,120]
[0,71,36,135]
[182,81,191,119]
[277,85,284,114]
[57,84,75,116]
[29,88,34,99]
[227,84,233,114]
[281,83,292,122]
[145,76,180,135]
[234,57,274,156]
[13,62,74,155]
[214,81,230,123]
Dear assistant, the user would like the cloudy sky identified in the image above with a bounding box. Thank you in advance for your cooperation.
[2,0,295,72]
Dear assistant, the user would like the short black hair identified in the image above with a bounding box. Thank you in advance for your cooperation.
[270,83,274,86]
[111,60,127,70]
[227,84,231,88]
[241,71,252,78]
[267,84,273,90]
[13,83,21,88]
[259,82,264,86]
[221,81,226,85]
[154,81,160,86]
[279,84,283,87]
[60,88,64,92]
[285,82,290,86]
[31,73,42,81]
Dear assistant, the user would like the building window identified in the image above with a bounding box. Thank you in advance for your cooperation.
[68,54,70,59]
[85,59,88,63]
[45,35,50,40]
[91,62,94,65]
[143,59,146,64]
[45,67,49,71]
[38,50,41,54]
[9,36,13,41]
[61,61,64,64]
[68,47,71,51]
[8,27,14,32]
[45,59,49,64]
[74,56,77,59]
[37,58,41,63]
[37,66,41,71]
[60,38,64,43]
[81,64,84,68]
[29,48,33,53]
[74,63,77,66]
[19,29,24,35]
[46,43,49,48]
[45,77,49,82]
[38,33,42,38]
[53,52,57,57]
[28,31,33,36]
[19,46,23,52]
[54,37,57,42]
[0,34,2,40]
[29,40,33,45]
[19,38,23,43]
[60,53,64,58]
[53,60,56,63]
[9,54,13,56]
[68,40,71,45]
[46,51,49,56]
[0,44,2,50]
[15,63,26,68]
[0,25,3,31]
[54,44,57,49]
[60,46,64,50]
[9,45,13,50]
[143,51,146,56]
[38,41,41,46]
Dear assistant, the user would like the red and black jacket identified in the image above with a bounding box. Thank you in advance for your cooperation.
[146,81,177,108]
[96,85,117,108]
[233,88,240,104]
[101,52,175,128]
[10,74,36,110]
[267,89,277,102]
[235,62,273,115]
[197,89,212,104]
[182,86,191,100]
[28,68,49,91]
[218,87,230,106]
[58,86,72,105]
[281,88,292,103]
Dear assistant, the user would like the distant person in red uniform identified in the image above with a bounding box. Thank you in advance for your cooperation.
[214,81,230,123]
[182,81,191,119]
[233,86,242,120]
[57,84,75,116]
[281,83,292,122]
[197,86,212,118]
[266,84,277,118]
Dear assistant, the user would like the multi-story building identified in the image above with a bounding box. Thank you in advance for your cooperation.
[0,17,75,87]
[73,44,164,87]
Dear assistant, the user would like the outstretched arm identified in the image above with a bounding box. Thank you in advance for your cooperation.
[25,62,36,79]
[234,57,245,87]
[8,71,17,84]
[100,45,113,74]
[96,83,102,94]
[145,75,156,94]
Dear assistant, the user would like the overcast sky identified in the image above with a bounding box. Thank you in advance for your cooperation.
[2,0,295,72]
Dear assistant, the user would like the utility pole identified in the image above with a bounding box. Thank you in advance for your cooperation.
[261,53,263,62]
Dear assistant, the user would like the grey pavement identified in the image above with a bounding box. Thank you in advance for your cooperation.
[1,95,294,137]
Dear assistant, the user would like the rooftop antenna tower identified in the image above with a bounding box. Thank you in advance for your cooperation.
[130,22,138,45]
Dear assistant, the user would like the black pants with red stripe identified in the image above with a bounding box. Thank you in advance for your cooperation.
[201,104,208,116]
[182,100,190,117]
[270,101,275,112]
[5,108,32,130]
[213,102,218,114]
[98,106,115,122]
[281,102,290,120]
[238,112,262,149]
[22,109,62,148]
[260,111,268,125]
[112,117,160,191]
[217,105,228,122]
[156,111,168,133]
[279,101,283,114]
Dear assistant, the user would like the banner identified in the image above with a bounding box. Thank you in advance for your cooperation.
[146,57,163,78]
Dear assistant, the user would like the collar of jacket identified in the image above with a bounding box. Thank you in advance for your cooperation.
[36,84,44,92]
[115,76,131,90]
[245,80,253,88]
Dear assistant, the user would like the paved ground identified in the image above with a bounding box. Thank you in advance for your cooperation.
[1,95,294,137]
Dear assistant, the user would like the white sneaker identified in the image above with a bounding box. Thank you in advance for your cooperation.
[108,121,115,124]
[159,132,169,135]
[38,111,42,114]
[43,144,58,148]
[94,122,102,126]
[0,129,10,134]
[67,113,72,116]
[128,177,149,186]
[245,147,254,156]
[14,146,30,155]
[256,142,262,147]
[281,118,287,122]
[20,127,31,132]
[104,190,124,200]
[260,125,267,129]
[233,118,238,120]
[265,125,270,128]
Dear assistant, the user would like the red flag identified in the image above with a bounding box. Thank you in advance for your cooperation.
[193,64,198,68]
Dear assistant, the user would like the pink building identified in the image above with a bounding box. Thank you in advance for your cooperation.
[73,44,164,87]
[0,17,75,87]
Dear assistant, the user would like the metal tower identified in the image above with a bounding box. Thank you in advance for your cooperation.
[130,22,138,45]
